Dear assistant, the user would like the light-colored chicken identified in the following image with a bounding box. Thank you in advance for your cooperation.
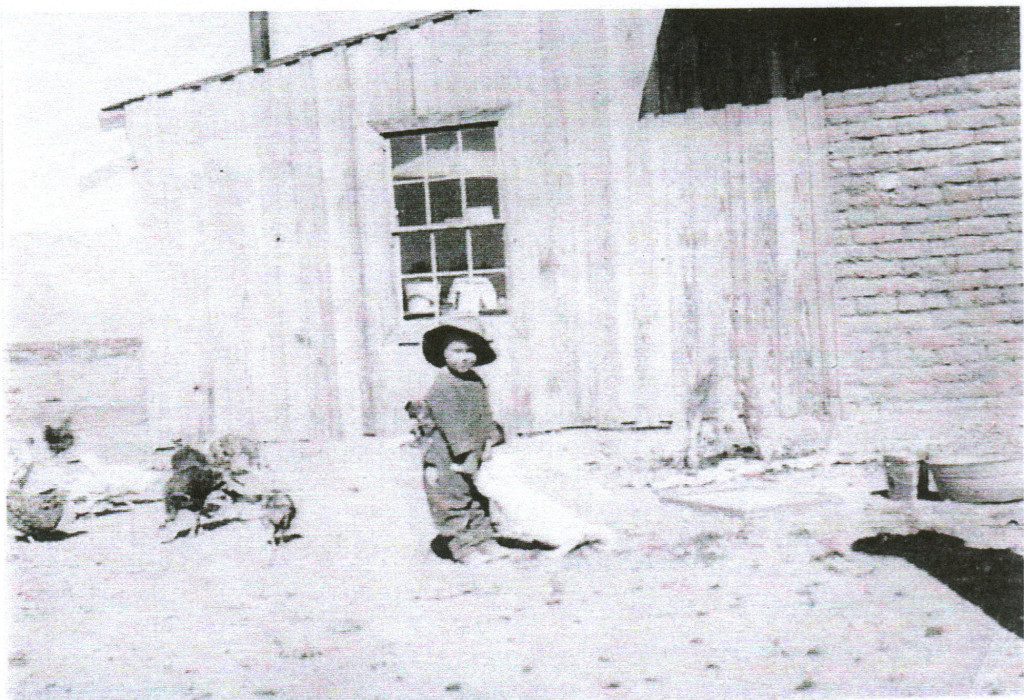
[209,434,262,474]
[259,491,296,545]
[7,461,67,541]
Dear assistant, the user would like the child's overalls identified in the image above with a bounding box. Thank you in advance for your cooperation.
[421,368,502,561]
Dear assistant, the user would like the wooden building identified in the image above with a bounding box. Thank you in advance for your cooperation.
[103,9,1021,461]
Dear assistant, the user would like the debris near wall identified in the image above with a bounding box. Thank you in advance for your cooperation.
[740,390,834,466]
[676,370,834,476]
[680,372,758,470]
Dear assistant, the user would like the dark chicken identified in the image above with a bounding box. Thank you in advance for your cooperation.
[161,447,226,540]
[43,418,74,455]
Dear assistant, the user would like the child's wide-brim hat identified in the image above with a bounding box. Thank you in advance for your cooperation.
[422,316,496,368]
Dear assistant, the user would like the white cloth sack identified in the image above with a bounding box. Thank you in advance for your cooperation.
[475,450,610,554]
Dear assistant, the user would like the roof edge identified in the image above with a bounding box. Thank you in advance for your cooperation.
[369,105,509,135]
[100,10,478,114]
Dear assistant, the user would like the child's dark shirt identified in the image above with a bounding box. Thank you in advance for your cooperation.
[422,368,501,475]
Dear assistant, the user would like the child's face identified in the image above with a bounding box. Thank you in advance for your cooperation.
[443,340,477,373]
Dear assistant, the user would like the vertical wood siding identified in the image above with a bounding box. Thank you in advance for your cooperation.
[123,10,841,442]
[634,95,839,438]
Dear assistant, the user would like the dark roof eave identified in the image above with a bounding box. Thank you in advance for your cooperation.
[100,10,477,113]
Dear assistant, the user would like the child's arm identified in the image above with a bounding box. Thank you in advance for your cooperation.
[456,451,481,474]
[480,439,495,464]
[481,422,505,463]
[453,424,502,471]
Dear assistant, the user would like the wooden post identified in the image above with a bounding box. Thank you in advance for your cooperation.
[249,12,270,64]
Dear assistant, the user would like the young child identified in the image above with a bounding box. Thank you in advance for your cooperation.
[418,316,506,563]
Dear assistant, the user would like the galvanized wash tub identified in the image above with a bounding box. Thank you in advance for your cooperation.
[925,455,1023,504]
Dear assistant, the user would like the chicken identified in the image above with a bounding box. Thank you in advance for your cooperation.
[209,434,262,475]
[260,491,296,545]
[7,461,67,541]
[160,447,226,540]
[170,445,209,472]
[43,418,74,455]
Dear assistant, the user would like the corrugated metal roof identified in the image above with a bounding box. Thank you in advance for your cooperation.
[101,10,478,113]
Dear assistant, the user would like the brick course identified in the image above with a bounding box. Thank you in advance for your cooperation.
[837,232,1021,263]
[838,268,1022,298]
[826,70,1022,458]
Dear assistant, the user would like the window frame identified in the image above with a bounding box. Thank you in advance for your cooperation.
[384,121,509,321]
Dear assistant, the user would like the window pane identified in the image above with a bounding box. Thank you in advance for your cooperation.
[390,135,422,177]
[423,131,459,179]
[462,128,497,177]
[471,226,505,270]
[426,130,457,150]
[435,229,468,272]
[429,179,462,224]
[465,178,500,221]
[462,127,495,151]
[445,273,505,315]
[403,277,439,318]
[399,232,432,275]
[478,273,507,314]
[394,182,427,227]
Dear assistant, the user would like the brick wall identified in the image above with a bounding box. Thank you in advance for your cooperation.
[824,71,1022,459]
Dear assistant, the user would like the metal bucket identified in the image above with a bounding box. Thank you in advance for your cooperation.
[926,455,1023,504]
[882,455,918,501]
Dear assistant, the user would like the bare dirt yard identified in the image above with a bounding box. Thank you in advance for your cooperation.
[8,430,1023,698]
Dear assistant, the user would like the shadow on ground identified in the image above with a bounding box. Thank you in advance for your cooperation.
[853,530,1023,638]
[429,534,555,560]
[163,517,247,542]
[870,489,945,502]
[75,508,132,519]
[15,530,88,543]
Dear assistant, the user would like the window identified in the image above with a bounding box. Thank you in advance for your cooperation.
[387,124,508,320]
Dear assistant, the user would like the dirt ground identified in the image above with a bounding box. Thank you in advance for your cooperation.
[8,430,1024,698]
